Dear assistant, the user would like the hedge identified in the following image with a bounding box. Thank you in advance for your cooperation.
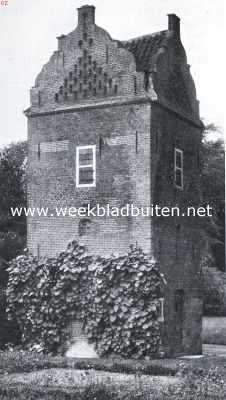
[6,241,165,358]
[202,266,226,316]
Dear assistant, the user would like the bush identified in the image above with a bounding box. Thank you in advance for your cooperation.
[0,288,21,349]
[0,259,21,349]
[0,350,179,376]
[6,242,165,358]
[202,266,226,316]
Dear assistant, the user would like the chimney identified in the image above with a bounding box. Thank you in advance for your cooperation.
[57,35,66,51]
[77,5,95,27]
[168,14,180,37]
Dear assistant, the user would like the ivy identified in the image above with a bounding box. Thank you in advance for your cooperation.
[6,241,165,358]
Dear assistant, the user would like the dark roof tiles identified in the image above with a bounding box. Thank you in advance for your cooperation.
[120,31,169,72]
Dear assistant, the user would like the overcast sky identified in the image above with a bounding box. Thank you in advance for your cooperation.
[0,0,225,147]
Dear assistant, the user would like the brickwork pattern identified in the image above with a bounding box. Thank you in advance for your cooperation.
[26,5,203,356]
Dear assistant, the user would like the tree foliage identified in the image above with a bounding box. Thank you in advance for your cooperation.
[6,241,165,357]
[200,124,225,271]
[0,141,27,262]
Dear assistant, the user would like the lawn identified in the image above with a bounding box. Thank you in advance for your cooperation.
[0,350,226,399]
[202,317,226,345]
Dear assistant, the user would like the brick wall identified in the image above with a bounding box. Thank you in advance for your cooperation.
[151,103,203,355]
[27,101,152,257]
[26,5,204,356]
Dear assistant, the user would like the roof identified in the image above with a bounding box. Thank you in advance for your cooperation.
[120,30,169,72]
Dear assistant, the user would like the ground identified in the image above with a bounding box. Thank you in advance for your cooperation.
[0,317,226,399]
[202,317,226,345]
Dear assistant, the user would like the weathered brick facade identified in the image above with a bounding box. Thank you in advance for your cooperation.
[25,5,203,356]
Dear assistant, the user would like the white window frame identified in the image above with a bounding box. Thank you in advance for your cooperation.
[76,145,96,188]
[174,148,183,189]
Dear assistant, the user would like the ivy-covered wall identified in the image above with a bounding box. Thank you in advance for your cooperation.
[6,241,165,358]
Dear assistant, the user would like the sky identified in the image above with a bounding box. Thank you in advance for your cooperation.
[0,0,225,147]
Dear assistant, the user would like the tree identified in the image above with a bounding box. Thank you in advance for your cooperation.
[0,141,26,348]
[0,141,27,262]
[201,124,225,271]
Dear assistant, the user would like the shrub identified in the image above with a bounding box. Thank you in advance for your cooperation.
[0,258,21,349]
[0,350,179,376]
[6,242,165,357]
[202,266,226,316]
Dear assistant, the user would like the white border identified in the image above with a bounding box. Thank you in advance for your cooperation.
[76,145,96,188]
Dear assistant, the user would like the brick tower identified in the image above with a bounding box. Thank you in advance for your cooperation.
[25,5,203,356]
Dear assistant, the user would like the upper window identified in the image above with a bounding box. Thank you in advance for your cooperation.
[76,145,96,187]
[158,298,164,322]
[174,148,183,189]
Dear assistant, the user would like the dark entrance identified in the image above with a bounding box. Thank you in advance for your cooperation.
[174,289,185,353]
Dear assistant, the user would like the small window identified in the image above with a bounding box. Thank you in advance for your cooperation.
[174,148,183,189]
[158,298,164,322]
[134,76,137,94]
[78,218,91,236]
[76,145,96,187]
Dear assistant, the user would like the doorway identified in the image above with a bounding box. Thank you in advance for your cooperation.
[174,289,185,352]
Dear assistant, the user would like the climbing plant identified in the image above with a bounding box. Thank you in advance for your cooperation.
[6,241,165,358]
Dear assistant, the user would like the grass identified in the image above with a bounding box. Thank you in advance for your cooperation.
[0,367,225,400]
[202,317,226,345]
[0,350,226,399]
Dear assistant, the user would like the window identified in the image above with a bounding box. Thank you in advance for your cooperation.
[134,76,137,94]
[174,148,183,189]
[158,298,164,322]
[76,145,96,187]
[78,218,91,236]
